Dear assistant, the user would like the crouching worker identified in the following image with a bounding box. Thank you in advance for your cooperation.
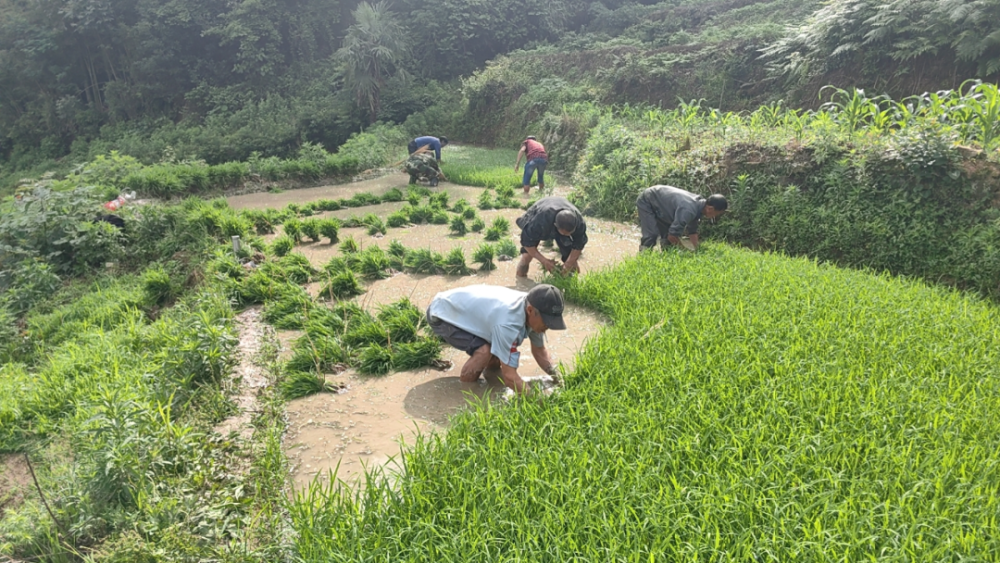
[426,284,566,394]
[636,185,727,251]
[515,196,587,278]
[405,151,444,186]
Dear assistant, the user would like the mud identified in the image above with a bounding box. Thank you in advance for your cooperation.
[244,177,645,489]
[214,308,274,441]
[0,454,31,518]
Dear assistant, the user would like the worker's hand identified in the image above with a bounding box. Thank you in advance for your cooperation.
[667,235,681,246]
[561,260,579,275]
[542,258,557,273]
[688,234,700,250]
[514,165,520,172]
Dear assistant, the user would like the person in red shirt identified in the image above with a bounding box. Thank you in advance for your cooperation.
[514,136,549,195]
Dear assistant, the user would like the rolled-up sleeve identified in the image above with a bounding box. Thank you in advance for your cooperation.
[670,205,700,237]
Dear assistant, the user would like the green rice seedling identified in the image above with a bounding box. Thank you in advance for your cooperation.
[429,191,449,210]
[357,247,391,280]
[344,191,381,207]
[341,214,364,228]
[141,266,176,306]
[391,337,443,371]
[477,189,494,210]
[318,219,339,244]
[381,187,404,202]
[404,248,444,274]
[315,198,342,211]
[319,271,363,300]
[483,225,504,241]
[288,337,347,373]
[448,215,468,236]
[386,211,410,228]
[324,256,350,275]
[357,344,393,375]
[494,186,517,208]
[280,370,325,399]
[490,216,510,235]
[301,218,322,242]
[263,288,313,329]
[387,239,408,258]
[376,299,423,344]
[496,238,518,258]
[283,218,303,243]
[364,215,388,236]
[342,320,389,348]
[333,301,370,325]
[430,211,450,225]
[299,202,319,217]
[339,235,360,254]
[406,192,421,206]
[407,205,434,224]
[286,202,302,215]
[462,207,477,220]
[451,198,469,214]
[442,247,471,276]
[278,253,318,284]
[472,243,497,271]
[407,185,431,199]
[471,217,486,232]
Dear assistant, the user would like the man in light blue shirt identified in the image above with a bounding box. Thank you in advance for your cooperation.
[426,284,566,394]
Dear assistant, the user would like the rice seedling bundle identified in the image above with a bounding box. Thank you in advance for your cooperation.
[339,236,360,254]
[319,271,363,300]
[404,248,445,275]
[443,247,471,275]
[472,243,496,271]
[318,219,339,243]
[449,215,468,236]
[470,217,486,232]
[300,218,322,242]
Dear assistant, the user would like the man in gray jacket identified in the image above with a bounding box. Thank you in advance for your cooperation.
[636,185,727,251]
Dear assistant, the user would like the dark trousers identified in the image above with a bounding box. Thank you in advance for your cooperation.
[636,193,671,249]
[426,310,489,355]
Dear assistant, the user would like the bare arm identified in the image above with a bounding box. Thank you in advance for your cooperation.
[514,146,526,170]
[531,344,557,375]
[562,249,583,274]
[500,363,527,394]
[524,246,556,272]
[688,233,700,250]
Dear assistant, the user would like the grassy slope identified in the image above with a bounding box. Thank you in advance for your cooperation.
[291,245,1000,560]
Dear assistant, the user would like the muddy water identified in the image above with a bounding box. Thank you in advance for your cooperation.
[242,177,645,489]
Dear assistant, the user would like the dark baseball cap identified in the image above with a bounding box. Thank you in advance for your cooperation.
[527,284,566,330]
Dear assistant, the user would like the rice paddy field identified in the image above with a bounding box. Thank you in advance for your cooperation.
[439,146,524,190]
[290,246,1000,561]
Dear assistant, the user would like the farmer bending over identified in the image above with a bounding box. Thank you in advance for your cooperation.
[426,284,566,394]
[405,151,444,186]
[514,136,548,195]
[636,185,727,251]
[515,196,588,278]
[408,135,448,161]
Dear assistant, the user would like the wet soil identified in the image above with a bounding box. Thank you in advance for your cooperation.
[233,176,646,489]
[0,454,31,518]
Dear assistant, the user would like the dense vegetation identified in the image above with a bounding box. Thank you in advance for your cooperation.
[290,247,1000,560]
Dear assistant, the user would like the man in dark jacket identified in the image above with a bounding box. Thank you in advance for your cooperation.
[636,185,727,251]
[515,196,588,278]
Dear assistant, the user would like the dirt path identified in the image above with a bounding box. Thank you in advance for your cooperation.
[231,177,646,489]
[215,308,274,441]
[0,454,30,520]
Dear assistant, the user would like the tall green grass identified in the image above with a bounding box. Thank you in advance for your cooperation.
[290,245,1000,560]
